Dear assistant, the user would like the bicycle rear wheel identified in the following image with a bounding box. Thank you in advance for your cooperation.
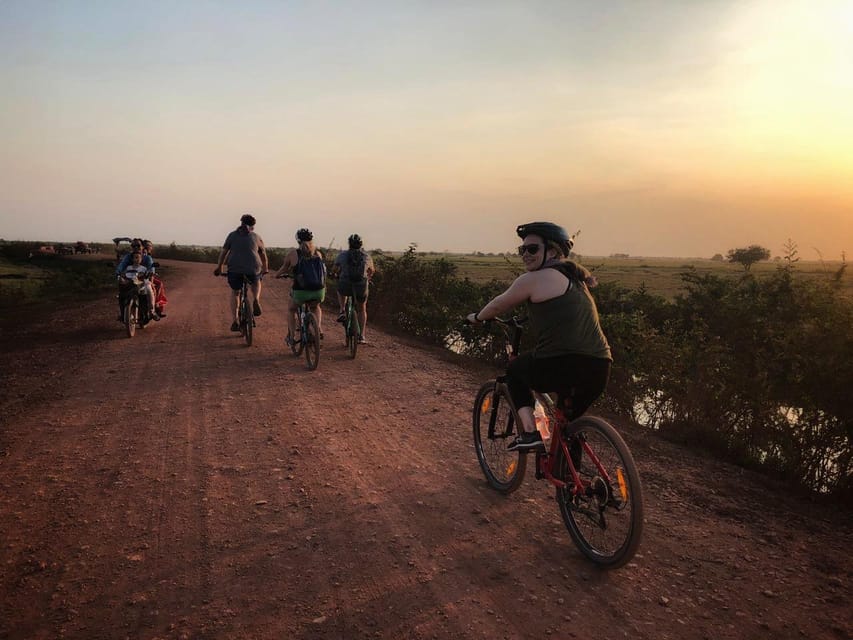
[554,416,643,569]
[347,309,359,359]
[472,382,526,493]
[242,298,253,346]
[304,312,320,370]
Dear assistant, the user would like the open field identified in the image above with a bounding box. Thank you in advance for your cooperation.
[444,254,852,299]
[2,241,849,307]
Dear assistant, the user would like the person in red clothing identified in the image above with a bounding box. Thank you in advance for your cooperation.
[143,240,168,317]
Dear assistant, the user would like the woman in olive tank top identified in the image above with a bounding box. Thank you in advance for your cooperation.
[466,222,612,453]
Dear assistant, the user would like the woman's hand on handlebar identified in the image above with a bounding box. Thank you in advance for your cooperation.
[213,266,222,277]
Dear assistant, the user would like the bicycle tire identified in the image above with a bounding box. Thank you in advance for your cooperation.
[472,381,526,493]
[304,312,320,370]
[347,308,359,359]
[553,416,643,569]
[292,329,304,356]
[125,298,137,338]
[242,297,253,346]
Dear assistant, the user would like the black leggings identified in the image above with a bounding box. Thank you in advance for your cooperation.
[506,353,611,420]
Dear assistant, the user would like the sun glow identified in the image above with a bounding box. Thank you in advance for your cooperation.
[719,1,853,172]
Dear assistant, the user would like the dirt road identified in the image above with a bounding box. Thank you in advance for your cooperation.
[1,260,850,640]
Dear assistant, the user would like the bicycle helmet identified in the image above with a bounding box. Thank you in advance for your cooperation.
[296,228,313,242]
[516,221,573,256]
[240,214,256,227]
[348,234,363,249]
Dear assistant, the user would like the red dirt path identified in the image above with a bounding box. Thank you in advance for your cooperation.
[1,259,850,640]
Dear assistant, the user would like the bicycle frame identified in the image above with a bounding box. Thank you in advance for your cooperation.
[532,394,620,498]
[296,303,311,345]
[494,317,615,498]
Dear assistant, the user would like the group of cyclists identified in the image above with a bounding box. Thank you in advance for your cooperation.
[211,214,611,453]
[134,212,609,456]
[213,214,376,346]
[114,237,168,324]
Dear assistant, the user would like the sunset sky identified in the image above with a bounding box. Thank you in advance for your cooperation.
[1,0,851,257]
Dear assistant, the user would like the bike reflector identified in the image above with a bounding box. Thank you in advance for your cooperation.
[616,467,628,503]
[481,397,491,413]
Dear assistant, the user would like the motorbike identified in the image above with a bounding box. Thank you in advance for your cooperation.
[118,272,156,338]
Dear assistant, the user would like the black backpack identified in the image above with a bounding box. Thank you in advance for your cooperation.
[348,249,366,283]
[295,253,326,290]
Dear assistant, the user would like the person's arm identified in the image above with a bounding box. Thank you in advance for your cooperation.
[274,250,294,277]
[467,273,533,323]
[213,242,229,276]
[366,254,375,279]
[258,237,268,273]
[115,255,129,276]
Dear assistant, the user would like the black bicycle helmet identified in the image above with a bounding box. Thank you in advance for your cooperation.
[516,221,573,256]
[348,234,362,249]
[296,228,313,242]
[240,214,256,227]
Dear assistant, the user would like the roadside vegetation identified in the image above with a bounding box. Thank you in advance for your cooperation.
[0,241,113,309]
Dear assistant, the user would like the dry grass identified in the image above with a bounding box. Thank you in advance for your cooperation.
[438,254,851,299]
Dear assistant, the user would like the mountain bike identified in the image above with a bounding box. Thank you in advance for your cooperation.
[236,274,255,346]
[471,316,644,569]
[342,294,361,359]
[278,275,321,370]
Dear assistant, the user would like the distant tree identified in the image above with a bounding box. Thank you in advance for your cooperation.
[711,253,724,262]
[781,239,799,265]
[726,245,771,271]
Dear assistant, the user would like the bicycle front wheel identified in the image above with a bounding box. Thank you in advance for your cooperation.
[554,416,643,569]
[304,312,320,370]
[472,382,526,493]
[125,299,137,338]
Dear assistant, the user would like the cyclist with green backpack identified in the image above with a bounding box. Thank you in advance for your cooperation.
[332,234,375,344]
[275,228,327,346]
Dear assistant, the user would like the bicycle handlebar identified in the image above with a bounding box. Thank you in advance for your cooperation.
[464,315,527,327]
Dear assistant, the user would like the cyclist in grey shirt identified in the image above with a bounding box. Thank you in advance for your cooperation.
[213,214,269,332]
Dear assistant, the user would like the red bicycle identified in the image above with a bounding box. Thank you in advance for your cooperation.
[471,317,643,569]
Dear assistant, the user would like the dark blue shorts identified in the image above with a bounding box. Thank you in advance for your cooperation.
[226,272,259,291]
[337,280,369,302]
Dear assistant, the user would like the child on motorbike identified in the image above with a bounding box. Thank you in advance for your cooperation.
[118,251,158,323]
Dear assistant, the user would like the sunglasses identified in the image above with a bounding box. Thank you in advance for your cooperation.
[517,243,543,256]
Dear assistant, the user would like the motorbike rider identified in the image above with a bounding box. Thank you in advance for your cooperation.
[117,250,157,323]
[115,238,153,274]
[142,239,167,318]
